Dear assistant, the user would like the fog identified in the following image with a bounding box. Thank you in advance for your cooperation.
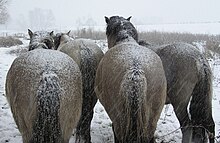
[4,0,220,31]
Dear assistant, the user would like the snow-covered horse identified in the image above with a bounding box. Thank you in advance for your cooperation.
[139,41,215,143]
[54,32,104,143]
[95,16,167,143]
[5,30,82,143]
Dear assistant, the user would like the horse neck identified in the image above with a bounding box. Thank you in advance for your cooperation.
[108,34,137,48]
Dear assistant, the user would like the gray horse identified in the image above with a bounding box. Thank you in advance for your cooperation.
[95,16,167,143]
[5,30,82,143]
[139,40,215,143]
[54,32,104,143]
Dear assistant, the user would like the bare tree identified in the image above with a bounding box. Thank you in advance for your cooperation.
[0,0,9,24]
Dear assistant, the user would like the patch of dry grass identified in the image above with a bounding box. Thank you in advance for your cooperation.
[0,36,23,47]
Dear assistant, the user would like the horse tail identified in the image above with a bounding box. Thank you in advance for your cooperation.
[80,44,97,103]
[189,55,215,142]
[76,43,97,142]
[120,61,147,142]
[31,71,63,143]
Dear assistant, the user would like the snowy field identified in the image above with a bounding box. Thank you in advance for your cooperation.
[0,38,220,143]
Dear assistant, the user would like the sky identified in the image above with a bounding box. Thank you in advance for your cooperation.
[4,0,220,32]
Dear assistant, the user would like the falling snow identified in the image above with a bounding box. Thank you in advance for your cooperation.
[0,38,220,143]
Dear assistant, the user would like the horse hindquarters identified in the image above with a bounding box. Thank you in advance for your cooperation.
[6,49,82,143]
[189,57,215,143]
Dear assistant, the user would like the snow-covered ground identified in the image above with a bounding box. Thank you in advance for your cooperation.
[0,39,220,143]
[135,22,220,35]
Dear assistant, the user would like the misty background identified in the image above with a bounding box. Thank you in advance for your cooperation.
[1,0,220,33]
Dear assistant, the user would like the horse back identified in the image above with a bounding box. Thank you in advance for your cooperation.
[58,38,104,69]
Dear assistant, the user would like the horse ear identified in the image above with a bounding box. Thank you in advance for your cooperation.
[50,31,54,36]
[105,16,110,24]
[28,29,33,38]
[127,16,132,21]
[67,30,71,36]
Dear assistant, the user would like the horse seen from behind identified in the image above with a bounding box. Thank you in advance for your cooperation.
[5,29,83,143]
[139,40,215,143]
[54,31,104,143]
[95,16,167,143]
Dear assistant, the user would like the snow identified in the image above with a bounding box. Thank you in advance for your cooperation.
[0,39,220,143]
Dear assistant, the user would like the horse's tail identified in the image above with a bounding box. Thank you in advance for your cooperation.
[76,44,97,142]
[80,44,96,102]
[31,71,63,143]
[120,62,147,142]
[189,55,215,142]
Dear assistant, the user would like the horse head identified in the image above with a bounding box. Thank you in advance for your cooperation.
[28,29,55,51]
[104,16,138,48]
[53,31,71,50]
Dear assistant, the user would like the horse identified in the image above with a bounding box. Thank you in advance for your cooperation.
[54,32,104,143]
[95,16,167,143]
[5,29,83,143]
[28,29,55,51]
[139,40,215,143]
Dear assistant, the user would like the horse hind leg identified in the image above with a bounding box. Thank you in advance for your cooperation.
[75,90,97,143]
[76,49,98,143]
[189,75,215,143]
[112,124,120,143]
[169,85,193,143]
[172,102,193,143]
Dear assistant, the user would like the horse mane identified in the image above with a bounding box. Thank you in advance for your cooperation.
[105,16,138,48]
[138,40,152,48]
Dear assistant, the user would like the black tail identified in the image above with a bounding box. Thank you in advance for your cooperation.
[76,43,97,142]
[190,56,215,143]
[120,62,148,142]
[31,71,62,143]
